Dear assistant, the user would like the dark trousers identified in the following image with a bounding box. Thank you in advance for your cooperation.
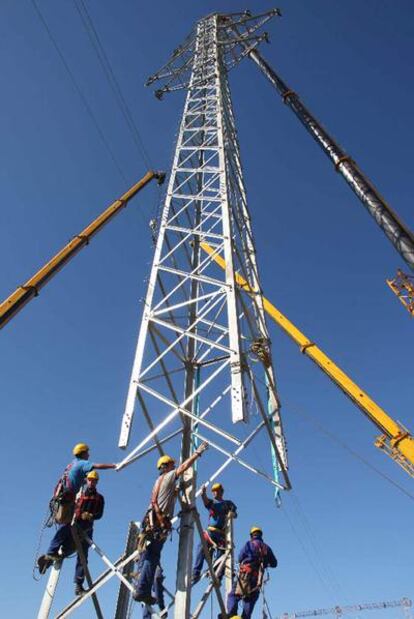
[227,587,260,619]
[47,522,93,584]
[142,565,165,618]
[192,530,225,578]
[135,537,165,598]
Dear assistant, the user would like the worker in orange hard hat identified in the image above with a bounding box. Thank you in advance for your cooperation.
[192,481,237,585]
[133,443,209,606]
[225,526,277,619]
[37,443,115,577]
[38,470,106,596]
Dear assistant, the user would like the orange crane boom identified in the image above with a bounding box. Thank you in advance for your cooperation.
[0,170,164,329]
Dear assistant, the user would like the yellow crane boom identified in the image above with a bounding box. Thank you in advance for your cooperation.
[0,170,164,330]
[200,242,414,477]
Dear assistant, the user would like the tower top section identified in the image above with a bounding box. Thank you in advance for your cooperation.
[146,8,281,98]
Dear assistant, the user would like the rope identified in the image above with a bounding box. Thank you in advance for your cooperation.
[32,502,55,581]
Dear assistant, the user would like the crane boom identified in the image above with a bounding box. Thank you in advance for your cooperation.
[200,241,414,477]
[279,597,412,618]
[0,170,164,330]
[387,270,414,317]
[241,41,414,272]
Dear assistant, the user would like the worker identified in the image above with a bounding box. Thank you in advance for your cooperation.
[192,482,237,585]
[133,441,209,605]
[37,443,115,575]
[38,470,105,596]
[226,526,277,619]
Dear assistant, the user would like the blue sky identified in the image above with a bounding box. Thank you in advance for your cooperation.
[1,1,413,617]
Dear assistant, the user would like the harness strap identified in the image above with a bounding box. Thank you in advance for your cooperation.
[149,472,172,531]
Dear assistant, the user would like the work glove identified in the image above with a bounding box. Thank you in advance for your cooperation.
[196,441,209,456]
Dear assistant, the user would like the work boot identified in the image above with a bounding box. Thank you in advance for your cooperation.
[37,554,59,574]
[74,583,86,596]
[191,572,201,586]
[132,590,157,605]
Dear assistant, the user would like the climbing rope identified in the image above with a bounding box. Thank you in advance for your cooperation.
[32,505,53,581]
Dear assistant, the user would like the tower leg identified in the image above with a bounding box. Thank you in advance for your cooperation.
[37,559,63,619]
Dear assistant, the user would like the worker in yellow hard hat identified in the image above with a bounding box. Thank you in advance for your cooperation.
[61,442,116,496]
[191,481,237,585]
[38,468,106,595]
[37,443,115,577]
[226,526,277,619]
[133,442,209,605]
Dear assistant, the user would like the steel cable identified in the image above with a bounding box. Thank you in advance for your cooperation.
[287,404,414,503]
[72,0,153,170]
[31,0,128,185]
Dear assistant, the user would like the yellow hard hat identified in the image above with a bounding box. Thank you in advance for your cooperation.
[157,454,175,469]
[211,483,223,491]
[230,616,242,619]
[250,526,262,535]
[87,470,99,480]
[73,443,89,456]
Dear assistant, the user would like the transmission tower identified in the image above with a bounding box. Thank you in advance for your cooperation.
[116,8,289,619]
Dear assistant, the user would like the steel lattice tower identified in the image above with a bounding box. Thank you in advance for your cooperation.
[115,10,290,618]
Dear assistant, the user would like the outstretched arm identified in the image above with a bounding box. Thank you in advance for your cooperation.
[175,442,208,477]
[92,463,116,470]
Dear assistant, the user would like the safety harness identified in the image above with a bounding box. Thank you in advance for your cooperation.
[74,488,104,521]
[48,462,76,525]
[235,539,268,599]
[137,472,174,553]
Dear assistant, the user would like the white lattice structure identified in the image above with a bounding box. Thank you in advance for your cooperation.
[38,10,290,619]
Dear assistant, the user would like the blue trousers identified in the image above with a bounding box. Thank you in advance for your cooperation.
[142,565,165,618]
[192,530,225,579]
[47,523,92,584]
[135,537,165,598]
[227,588,259,619]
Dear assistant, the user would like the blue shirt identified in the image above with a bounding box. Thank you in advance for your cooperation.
[238,538,277,569]
[65,458,94,494]
[205,498,237,530]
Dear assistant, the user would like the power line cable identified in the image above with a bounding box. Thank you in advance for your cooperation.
[280,503,338,604]
[289,491,343,598]
[72,0,153,169]
[288,404,414,503]
[31,0,128,184]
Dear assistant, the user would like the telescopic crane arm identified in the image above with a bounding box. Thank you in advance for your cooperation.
[0,170,164,330]
[238,31,414,271]
[200,242,414,478]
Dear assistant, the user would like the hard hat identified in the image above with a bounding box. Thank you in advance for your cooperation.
[87,470,99,480]
[73,443,90,456]
[250,526,263,536]
[230,616,242,619]
[211,483,223,491]
[157,454,175,469]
